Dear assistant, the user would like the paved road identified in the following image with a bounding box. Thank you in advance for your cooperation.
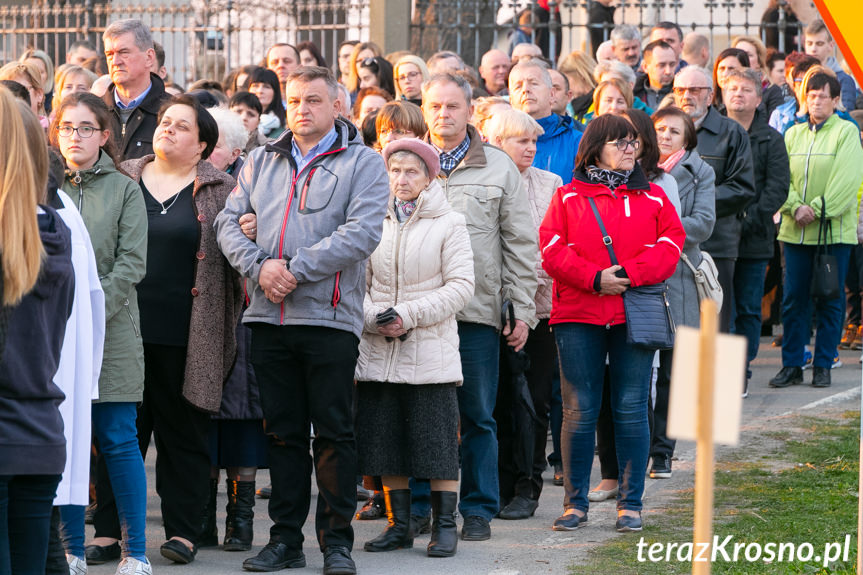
[87,337,862,575]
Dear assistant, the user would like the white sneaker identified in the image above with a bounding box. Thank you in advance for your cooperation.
[115,557,152,575]
[67,554,87,575]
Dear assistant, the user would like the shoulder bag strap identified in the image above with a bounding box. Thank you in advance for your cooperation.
[587,197,619,266]
[816,200,828,254]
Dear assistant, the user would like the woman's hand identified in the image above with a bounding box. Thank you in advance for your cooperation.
[239,213,257,240]
[599,265,631,295]
[378,316,407,338]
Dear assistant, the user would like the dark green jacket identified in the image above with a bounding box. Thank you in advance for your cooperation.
[62,151,147,402]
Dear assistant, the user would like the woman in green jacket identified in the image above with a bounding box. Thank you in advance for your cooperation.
[50,92,150,573]
[770,72,863,390]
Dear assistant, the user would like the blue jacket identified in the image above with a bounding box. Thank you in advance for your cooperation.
[0,205,75,476]
[534,113,582,185]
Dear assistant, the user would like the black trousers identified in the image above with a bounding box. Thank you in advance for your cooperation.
[845,245,863,325]
[250,324,358,552]
[714,257,736,334]
[595,366,617,480]
[93,344,211,543]
[649,349,675,460]
[496,319,555,503]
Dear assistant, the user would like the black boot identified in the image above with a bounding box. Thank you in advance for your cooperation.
[427,491,458,557]
[363,489,414,552]
[224,479,255,551]
[198,478,219,548]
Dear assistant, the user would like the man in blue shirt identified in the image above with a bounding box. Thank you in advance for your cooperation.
[508,58,581,184]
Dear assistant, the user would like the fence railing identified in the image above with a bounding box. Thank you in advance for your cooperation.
[1,0,803,83]
[0,0,369,85]
[410,0,804,69]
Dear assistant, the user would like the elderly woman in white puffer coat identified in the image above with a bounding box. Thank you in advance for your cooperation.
[355,138,474,559]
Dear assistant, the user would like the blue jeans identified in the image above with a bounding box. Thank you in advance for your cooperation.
[781,243,852,369]
[455,322,500,520]
[61,402,147,559]
[732,258,769,379]
[0,474,61,575]
[555,322,653,513]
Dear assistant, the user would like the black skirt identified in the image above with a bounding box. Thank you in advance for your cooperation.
[356,381,459,480]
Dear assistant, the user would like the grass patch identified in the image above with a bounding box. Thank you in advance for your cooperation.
[575,412,860,575]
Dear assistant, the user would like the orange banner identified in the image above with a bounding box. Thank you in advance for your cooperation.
[812,0,863,85]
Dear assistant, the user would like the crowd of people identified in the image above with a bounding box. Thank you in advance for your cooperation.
[2,8,863,575]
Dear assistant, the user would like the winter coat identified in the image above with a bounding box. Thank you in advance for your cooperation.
[779,114,863,246]
[102,73,171,161]
[61,151,147,403]
[666,150,717,328]
[522,166,562,320]
[214,118,390,340]
[540,164,686,327]
[123,156,243,413]
[738,109,790,259]
[534,113,582,184]
[652,171,681,214]
[697,106,756,259]
[0,205,74,475]
[424,125,538,330]
[356,180,475,385]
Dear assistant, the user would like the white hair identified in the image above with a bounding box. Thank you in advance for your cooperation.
[208,106,248,152]
[594,59,636,85]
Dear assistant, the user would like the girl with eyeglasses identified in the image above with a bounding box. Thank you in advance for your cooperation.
[357,56,396,99]
[393,56,430,106]
[50,91,151,573]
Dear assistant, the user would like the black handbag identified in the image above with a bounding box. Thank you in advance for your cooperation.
[588,198,675,350]
[810,201,840,301]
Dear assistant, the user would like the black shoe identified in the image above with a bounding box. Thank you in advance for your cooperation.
[355,493,385,520]
[769,366,803,388]
[553,463,564,486]
[243,541,306,572]
[615,513,643,532]
[256,484,272,499]
[812,366,832,388]
[552,511,587,531]
[411,513,431,535]
[364,489,414,552]
[428,491,458,557]
[323,545,356,575]
[649,455,672,479]
[460,515,490,541]
[198,477,219,548]
[498,496,539,520]
[160,539,197,564]
[224,479,255,551]
[84,542,121,564]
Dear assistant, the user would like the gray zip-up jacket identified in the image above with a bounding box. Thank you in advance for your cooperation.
[215,119,390,339]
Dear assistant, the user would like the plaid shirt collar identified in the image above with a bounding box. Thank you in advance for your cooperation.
[436,135,471,176]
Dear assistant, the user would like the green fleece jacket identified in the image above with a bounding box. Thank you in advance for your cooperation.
[61,151,147,402]
[779,114,863,245]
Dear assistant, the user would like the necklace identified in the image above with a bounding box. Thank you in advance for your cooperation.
[158,191,181,215]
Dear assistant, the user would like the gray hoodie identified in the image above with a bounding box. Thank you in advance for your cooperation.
[215,118,390,339]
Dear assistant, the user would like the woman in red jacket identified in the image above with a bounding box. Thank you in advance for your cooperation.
[540,114,684,533]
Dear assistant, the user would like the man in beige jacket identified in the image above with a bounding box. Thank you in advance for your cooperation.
[414,72,538,542]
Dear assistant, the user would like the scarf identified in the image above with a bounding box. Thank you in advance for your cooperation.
[658,149,687,174]
[585,165,632,192]
[393,197,417,223]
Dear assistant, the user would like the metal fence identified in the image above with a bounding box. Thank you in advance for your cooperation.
[0,0,369,85]
[410,0,805,68]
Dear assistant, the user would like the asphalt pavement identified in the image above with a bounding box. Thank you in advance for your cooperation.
[86,336,863,575]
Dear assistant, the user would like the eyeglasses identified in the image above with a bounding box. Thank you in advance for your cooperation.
[57,125,97,138]
[606,139,640,151]
[379,128,414,137]
[397,71,420,83]
[360,57,379,71]
[672,86,711,96]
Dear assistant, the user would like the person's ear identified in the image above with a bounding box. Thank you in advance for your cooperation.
[99,129,110,147]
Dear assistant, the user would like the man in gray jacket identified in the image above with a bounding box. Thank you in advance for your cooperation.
[215,66,389,575]
[414,73,538,541]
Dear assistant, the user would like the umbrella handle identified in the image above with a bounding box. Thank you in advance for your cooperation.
[500,300,516,334]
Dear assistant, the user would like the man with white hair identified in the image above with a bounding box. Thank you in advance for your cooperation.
[673,65,755,334]
[511,42,543,63]
[611,24,642,70]
[508,58,581,182]
[479,49,511,96]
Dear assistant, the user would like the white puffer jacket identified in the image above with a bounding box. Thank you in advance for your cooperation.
[355,179,475,385]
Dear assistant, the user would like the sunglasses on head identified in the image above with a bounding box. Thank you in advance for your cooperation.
[360,57,379,71]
